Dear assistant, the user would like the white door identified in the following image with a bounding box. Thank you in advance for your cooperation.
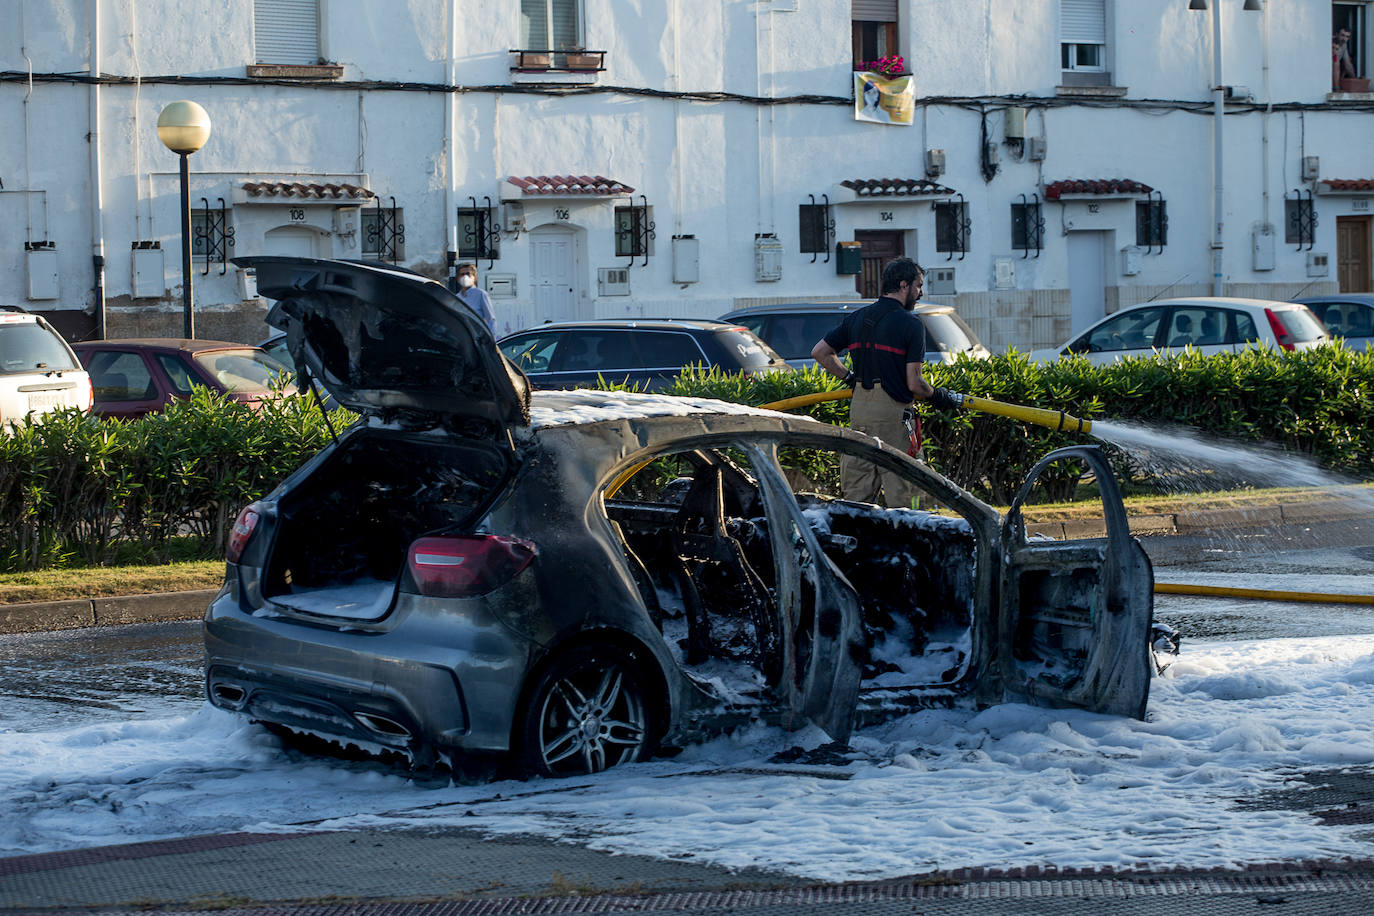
[530,226,578,322]
[1067,231,1108,336]
[265,226,319,258]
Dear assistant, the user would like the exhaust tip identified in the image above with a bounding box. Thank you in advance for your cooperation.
[211,683,246,706]
[354,712,412,739]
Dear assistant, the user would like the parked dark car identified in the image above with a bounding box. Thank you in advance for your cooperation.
[497,319,791,391]
[204,257,1160,780]
[719,301,990,367]
[74,339,293,419]
[1292,294,1374,352]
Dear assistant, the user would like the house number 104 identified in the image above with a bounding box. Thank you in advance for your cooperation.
[880,211,894,221]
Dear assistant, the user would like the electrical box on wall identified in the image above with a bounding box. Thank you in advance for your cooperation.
[754,235,783,282]
[993,257,1015,289]
[926,267,956,295]
[502,202,525,234]
[672,236,699,283]
[1027,137,1047,161]
[1004,107,1026,140]
[598,267,630,296]
[1121,246,1143,276]
[25,245,59,300]
[237,266,259,300]
[486,274,517,298]
[1307,252,1330,277]
[132,243,165,298]
[1302,156,1321,181]
[333,206,360,250]
[1252,224,1277,271]
[925,149,946,178]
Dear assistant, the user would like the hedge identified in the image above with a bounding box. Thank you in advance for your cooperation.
[4,345,1369,571]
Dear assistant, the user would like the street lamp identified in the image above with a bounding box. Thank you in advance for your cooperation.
[1190,0,1262,296]
[157,100,212,339]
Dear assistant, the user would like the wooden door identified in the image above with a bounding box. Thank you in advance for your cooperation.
[854,230,904,298]
[1337,216,1372,293]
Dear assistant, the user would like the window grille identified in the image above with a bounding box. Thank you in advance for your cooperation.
[934,197,970,260]
[1011,195,1044,257]
[799,195,834,261]
[521,0,584,67]
[615,199,655,265]
[1135,194,1168,252]
[191,198,234,274]
[459,198,500,265]
[1285,191,1317,250]
[363,199,405,262]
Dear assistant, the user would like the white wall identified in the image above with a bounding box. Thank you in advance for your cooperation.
[0,0,1364,348]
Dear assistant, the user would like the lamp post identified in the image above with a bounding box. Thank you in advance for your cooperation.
[157,101,212,338]
[1190,0,1262,296]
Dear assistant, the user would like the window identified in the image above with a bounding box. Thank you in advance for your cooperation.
[555,331,641,372]
[851,1,898,70]
[499,331,565,373]
[635,332,706,370]
[458,208,498,260]
[521,0,583,66]
[1135,199,1168,249]
[155,354,199,397]
[191,208,233,267]
[1011,201,1044,253]
[362,206,405,261]
[1070,307,1166,355]
[86,350,156,401]
[1285,196,1316,247]
[615,206,651,259]
[253,0,320,65]
[1061,0,1109,82]
[1334,2,1367,80]
[799,204,832,255]
[934,201,970,255]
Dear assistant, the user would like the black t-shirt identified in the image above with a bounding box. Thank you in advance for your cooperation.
[822,297,926,403]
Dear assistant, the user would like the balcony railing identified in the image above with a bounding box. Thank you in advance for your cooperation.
[511,49,606,73]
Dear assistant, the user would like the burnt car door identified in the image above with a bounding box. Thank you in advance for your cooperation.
[999,445,1153,719]
[743,443,865,741]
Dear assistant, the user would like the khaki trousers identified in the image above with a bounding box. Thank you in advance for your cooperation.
[841,384,920,509]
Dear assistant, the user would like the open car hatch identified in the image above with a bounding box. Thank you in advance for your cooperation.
[239,256,530,428]
[999,445,1154,719]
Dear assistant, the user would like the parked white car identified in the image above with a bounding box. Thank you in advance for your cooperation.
[1030,298,1330,364]
[0,307,92,427]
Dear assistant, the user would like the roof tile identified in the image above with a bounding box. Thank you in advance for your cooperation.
[1044,179,1153,200]
[839,178,956,197]
[240,181,375,200]
[508,174,635,196]
[1321,179,1374,192]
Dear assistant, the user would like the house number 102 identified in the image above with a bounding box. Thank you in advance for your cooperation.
[554,208,571,220]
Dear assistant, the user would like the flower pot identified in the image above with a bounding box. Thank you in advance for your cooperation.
[1339,77,1371,93]
[566,53,600,71]
[519,52,551,70]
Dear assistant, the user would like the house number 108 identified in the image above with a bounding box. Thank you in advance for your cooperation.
[554,208,571,220]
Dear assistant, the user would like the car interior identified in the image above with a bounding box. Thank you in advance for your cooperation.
[604,445,977,708]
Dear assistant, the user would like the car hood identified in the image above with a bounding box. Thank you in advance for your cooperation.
[240,257,530,427]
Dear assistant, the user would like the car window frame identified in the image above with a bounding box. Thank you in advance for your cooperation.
[634,330,710,371]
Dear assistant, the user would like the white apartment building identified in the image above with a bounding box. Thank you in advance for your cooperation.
[1,0,1371,350]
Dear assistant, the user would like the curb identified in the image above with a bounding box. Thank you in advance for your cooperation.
[0,588,218,636]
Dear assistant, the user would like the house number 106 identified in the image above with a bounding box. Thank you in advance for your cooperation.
[554,208,571,220]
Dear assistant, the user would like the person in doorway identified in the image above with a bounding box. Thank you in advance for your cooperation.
[1335,28,1356,89]
[810,257,959,508]
[454,261,497,335]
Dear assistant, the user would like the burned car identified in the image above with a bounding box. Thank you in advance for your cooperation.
[204,257,1157,778]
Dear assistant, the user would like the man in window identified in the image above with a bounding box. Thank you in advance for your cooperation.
[454,262,497,336]
[810,258,958,508]
[1335,27,1356,89]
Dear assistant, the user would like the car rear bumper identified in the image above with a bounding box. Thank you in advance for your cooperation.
[203,590,533,756]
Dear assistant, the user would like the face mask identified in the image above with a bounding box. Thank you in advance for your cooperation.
[458,275,475,289]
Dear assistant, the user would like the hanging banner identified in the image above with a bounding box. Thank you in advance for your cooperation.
[854,71,914,126]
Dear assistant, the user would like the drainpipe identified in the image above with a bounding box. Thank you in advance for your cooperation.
[1209,1,1224,297]
[89,0,107,337]
[444,5,459,290]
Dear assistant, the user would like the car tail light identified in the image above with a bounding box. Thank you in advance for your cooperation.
[407,535,537,599]
[1264,308,1295,351]
[226,503,262,564]
[83,376,94,411]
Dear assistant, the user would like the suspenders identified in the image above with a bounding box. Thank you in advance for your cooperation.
[850,299,902,388]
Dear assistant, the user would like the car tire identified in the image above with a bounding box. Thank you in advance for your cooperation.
[517,645,656,778]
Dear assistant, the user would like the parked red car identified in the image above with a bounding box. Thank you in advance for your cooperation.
[73,338,294,419]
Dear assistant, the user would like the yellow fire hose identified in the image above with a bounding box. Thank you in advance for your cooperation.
[1155,583,1374,605]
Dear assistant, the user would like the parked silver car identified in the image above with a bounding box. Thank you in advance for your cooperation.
[1292,294,1374,353]
[205,257,1158,779]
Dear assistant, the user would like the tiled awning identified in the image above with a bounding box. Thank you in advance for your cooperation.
[504,175,636,197]
[1318,179,1374,194]
[1044,179,1152,200]
[239,181,375,201]
[830,178,957,204]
